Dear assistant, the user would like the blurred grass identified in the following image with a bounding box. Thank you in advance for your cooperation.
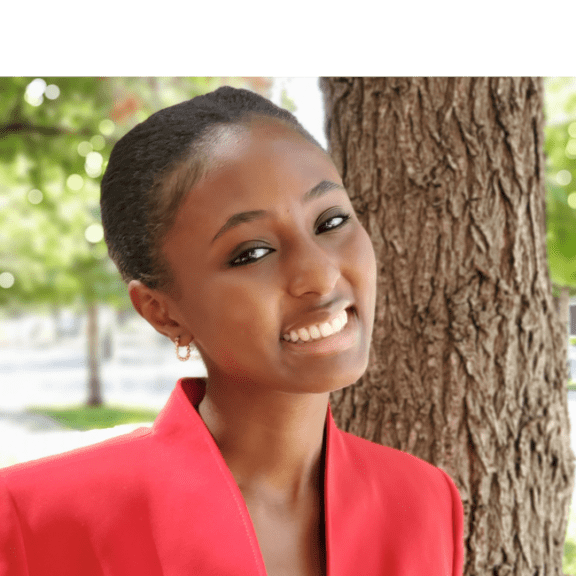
[26,405,159,430]
[565,501,576,574]
[564,375,576,572]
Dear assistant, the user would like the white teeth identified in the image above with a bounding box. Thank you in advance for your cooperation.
[309,325,321,339]
[319,322,333,338]
[298,328,311,341]
[282,308,351,344]
[331,317,342,332]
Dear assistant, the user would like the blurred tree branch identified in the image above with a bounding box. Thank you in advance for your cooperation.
[0,122,92,138]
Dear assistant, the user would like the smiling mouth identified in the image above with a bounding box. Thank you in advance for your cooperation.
[281,308,351,344]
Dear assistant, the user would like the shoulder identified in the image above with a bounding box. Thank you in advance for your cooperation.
[0,425,162,565]
[334,428,459,508]
[0,426,154,497]
[328,430,464,574]
[333,429,464,567]
[337,427,445,476]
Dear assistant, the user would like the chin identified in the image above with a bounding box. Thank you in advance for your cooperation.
[292,361,369,395]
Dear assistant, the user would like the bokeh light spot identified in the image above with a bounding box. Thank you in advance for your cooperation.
[0,272,15,289]
[556,170,572,186]
[45,84,60,100]
[86,166,102,178]
[28,189,43,204]
[77,141,93,157]
[24,78,46,107]
[569,122,576,139]
[86,151,103,166]
[85,151,103,178]
[566,139,576,159]
[568,192,576,210]
[66,174,84,191]
[90,135,105,151]
[99,119,115,136]
[85,223,104,243]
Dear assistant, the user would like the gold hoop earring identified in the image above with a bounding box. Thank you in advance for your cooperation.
[175,336,191,362]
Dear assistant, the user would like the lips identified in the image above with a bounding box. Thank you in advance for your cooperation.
[280,306,359,357]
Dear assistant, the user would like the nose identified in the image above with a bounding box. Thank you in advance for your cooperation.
[285,238,341,298]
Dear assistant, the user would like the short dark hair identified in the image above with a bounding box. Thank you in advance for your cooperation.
[100,86,323,290]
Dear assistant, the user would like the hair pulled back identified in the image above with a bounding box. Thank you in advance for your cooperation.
[100,86,322,290]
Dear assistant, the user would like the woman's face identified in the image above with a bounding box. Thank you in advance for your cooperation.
[162,119,376,395]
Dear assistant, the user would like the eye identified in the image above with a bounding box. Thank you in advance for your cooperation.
[229,246,275,267]
[316,212,351,234]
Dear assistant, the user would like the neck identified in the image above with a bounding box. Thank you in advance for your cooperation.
[197,378,329,507]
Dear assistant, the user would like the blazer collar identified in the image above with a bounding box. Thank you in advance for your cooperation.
[152,377,341,575]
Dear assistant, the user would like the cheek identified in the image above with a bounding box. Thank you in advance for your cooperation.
[227,286,278,342]
[188,276,280,350]
[345,226,377,303]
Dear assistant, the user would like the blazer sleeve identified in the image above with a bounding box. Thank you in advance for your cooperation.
[439,468,465,575]
[0,476,29,576]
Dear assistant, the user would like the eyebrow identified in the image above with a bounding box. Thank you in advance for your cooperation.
[211,180,346,243]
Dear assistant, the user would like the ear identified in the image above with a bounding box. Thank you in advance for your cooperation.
[128,280,193,346]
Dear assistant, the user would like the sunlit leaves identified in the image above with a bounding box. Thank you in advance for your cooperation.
[1,77,126,307]
[544,77,576,291]
[0,76,271,308]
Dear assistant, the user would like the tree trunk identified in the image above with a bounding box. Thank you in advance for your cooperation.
[555,286,571,388]
[86,301,103,406]
[554,285,571,336]
[321,77,575,575]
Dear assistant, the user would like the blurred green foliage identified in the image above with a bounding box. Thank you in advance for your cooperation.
[544,78,576,293]
[0,77,271,310]
[1,77,113,308]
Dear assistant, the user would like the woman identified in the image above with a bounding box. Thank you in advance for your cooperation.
[0,86,464,575]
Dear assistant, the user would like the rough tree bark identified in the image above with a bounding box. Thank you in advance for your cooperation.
[554,285,570,343]
[321,77,575,575]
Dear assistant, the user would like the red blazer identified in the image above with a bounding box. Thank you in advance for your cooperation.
[0,378,464,575]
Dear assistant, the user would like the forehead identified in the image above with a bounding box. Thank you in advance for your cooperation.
[207,118,334,183]
[179,119,341,221]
